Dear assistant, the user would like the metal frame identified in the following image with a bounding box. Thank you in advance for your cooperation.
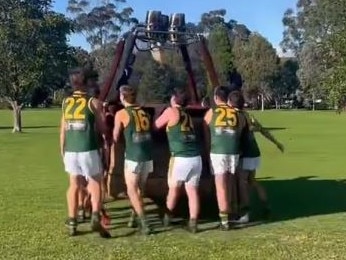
[100,24,219,105]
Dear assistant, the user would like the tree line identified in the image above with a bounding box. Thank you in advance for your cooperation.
[281,0,346,110]
[2,0,332,132]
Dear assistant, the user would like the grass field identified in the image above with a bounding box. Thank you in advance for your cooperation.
[1,109,346,259]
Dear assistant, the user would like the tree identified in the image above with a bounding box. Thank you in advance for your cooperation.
[137,59,172,104]
[90,43,116,82]
[233,33,280,110]
[273,58,300,108]
[67,0,138,50]
[0,0,73,132]
[208,24,234,85]
[199,9,227,31]
[281,0,346,107]
[296,42,325,110]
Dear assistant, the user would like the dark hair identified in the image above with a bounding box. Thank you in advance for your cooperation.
[214,86,230,102]
[69,68,85,90]
[228,90,245,109]
[172,88,189,107]
[69,66,99,90]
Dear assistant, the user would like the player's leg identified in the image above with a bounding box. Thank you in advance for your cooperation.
[83,186,92,219]
[77,177,88,222]
[63,152,82,235]
[81,150,111,238]
[229,169,238,219]
[98,147,111,226]
[101,145,111,201]
[164,157,183,227]
[124,160,151,235]
[106,143,115,199]
[210,154,230,230]
[137,161,153,234]
[233,169,250,224]
[184,156,202,233]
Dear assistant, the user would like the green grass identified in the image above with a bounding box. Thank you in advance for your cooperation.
[1,109,346,259]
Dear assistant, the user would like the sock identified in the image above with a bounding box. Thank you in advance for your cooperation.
[219,212,229,225]
[189,219,197,225]
[91,212,100,222]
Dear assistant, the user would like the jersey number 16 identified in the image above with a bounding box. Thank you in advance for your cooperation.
[132,109,150,132]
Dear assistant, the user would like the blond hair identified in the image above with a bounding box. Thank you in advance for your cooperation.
[119,85,136,103]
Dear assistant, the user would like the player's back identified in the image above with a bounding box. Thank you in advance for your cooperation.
[122,105,153,162]
[166,107,200,157]
[62,91,99,152]
[210,104,242,155]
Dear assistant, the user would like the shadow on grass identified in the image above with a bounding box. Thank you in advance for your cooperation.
[106,176,346,233]
[258,176,346,222]
[150,176,346,226]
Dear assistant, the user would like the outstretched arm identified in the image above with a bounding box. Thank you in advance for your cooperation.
[251,116,284,153]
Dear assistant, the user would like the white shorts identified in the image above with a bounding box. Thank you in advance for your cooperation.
[210,153,239,175]
[124,159,153,175]
[124,160,153,191]
[168,156,202,187]
[241,157,261,171]
[64,150,102,178]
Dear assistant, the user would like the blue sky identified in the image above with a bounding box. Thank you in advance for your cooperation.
[53,0,296,55]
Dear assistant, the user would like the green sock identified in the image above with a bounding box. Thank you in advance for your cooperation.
[219,212,228,225]
[91,212,100,222]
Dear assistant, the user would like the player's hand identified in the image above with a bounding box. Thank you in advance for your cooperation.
[277,143,284,153]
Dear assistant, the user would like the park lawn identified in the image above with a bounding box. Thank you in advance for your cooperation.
[1,109,346,259]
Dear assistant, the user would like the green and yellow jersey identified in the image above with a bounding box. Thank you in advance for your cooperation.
[209,104,242,155]
[62,91,99,152]
[166,107,200,157]
[117,106,153,162]
[240,111,261,158]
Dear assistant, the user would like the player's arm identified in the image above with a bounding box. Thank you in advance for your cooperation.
[203,109,212,153]
[59,114,65,159]
[238,112,249,157]
[113,111,124,144]
[154,107,172,130]
[91,98,107,136]
[252,116,284,153]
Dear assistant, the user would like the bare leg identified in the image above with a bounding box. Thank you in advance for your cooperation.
[185,184,199,233]
[237,170,250,215]
[185,184,199,220]
[229,173,238,217]
[65,175,83,235]
[214,173,230,229]
[86,174,111,238]
[166,186,181,214]
[125,171,151,235]
[67,175,81,219]
[87,175,102,214]
[253,181,268,202]
[107,144,115,198]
